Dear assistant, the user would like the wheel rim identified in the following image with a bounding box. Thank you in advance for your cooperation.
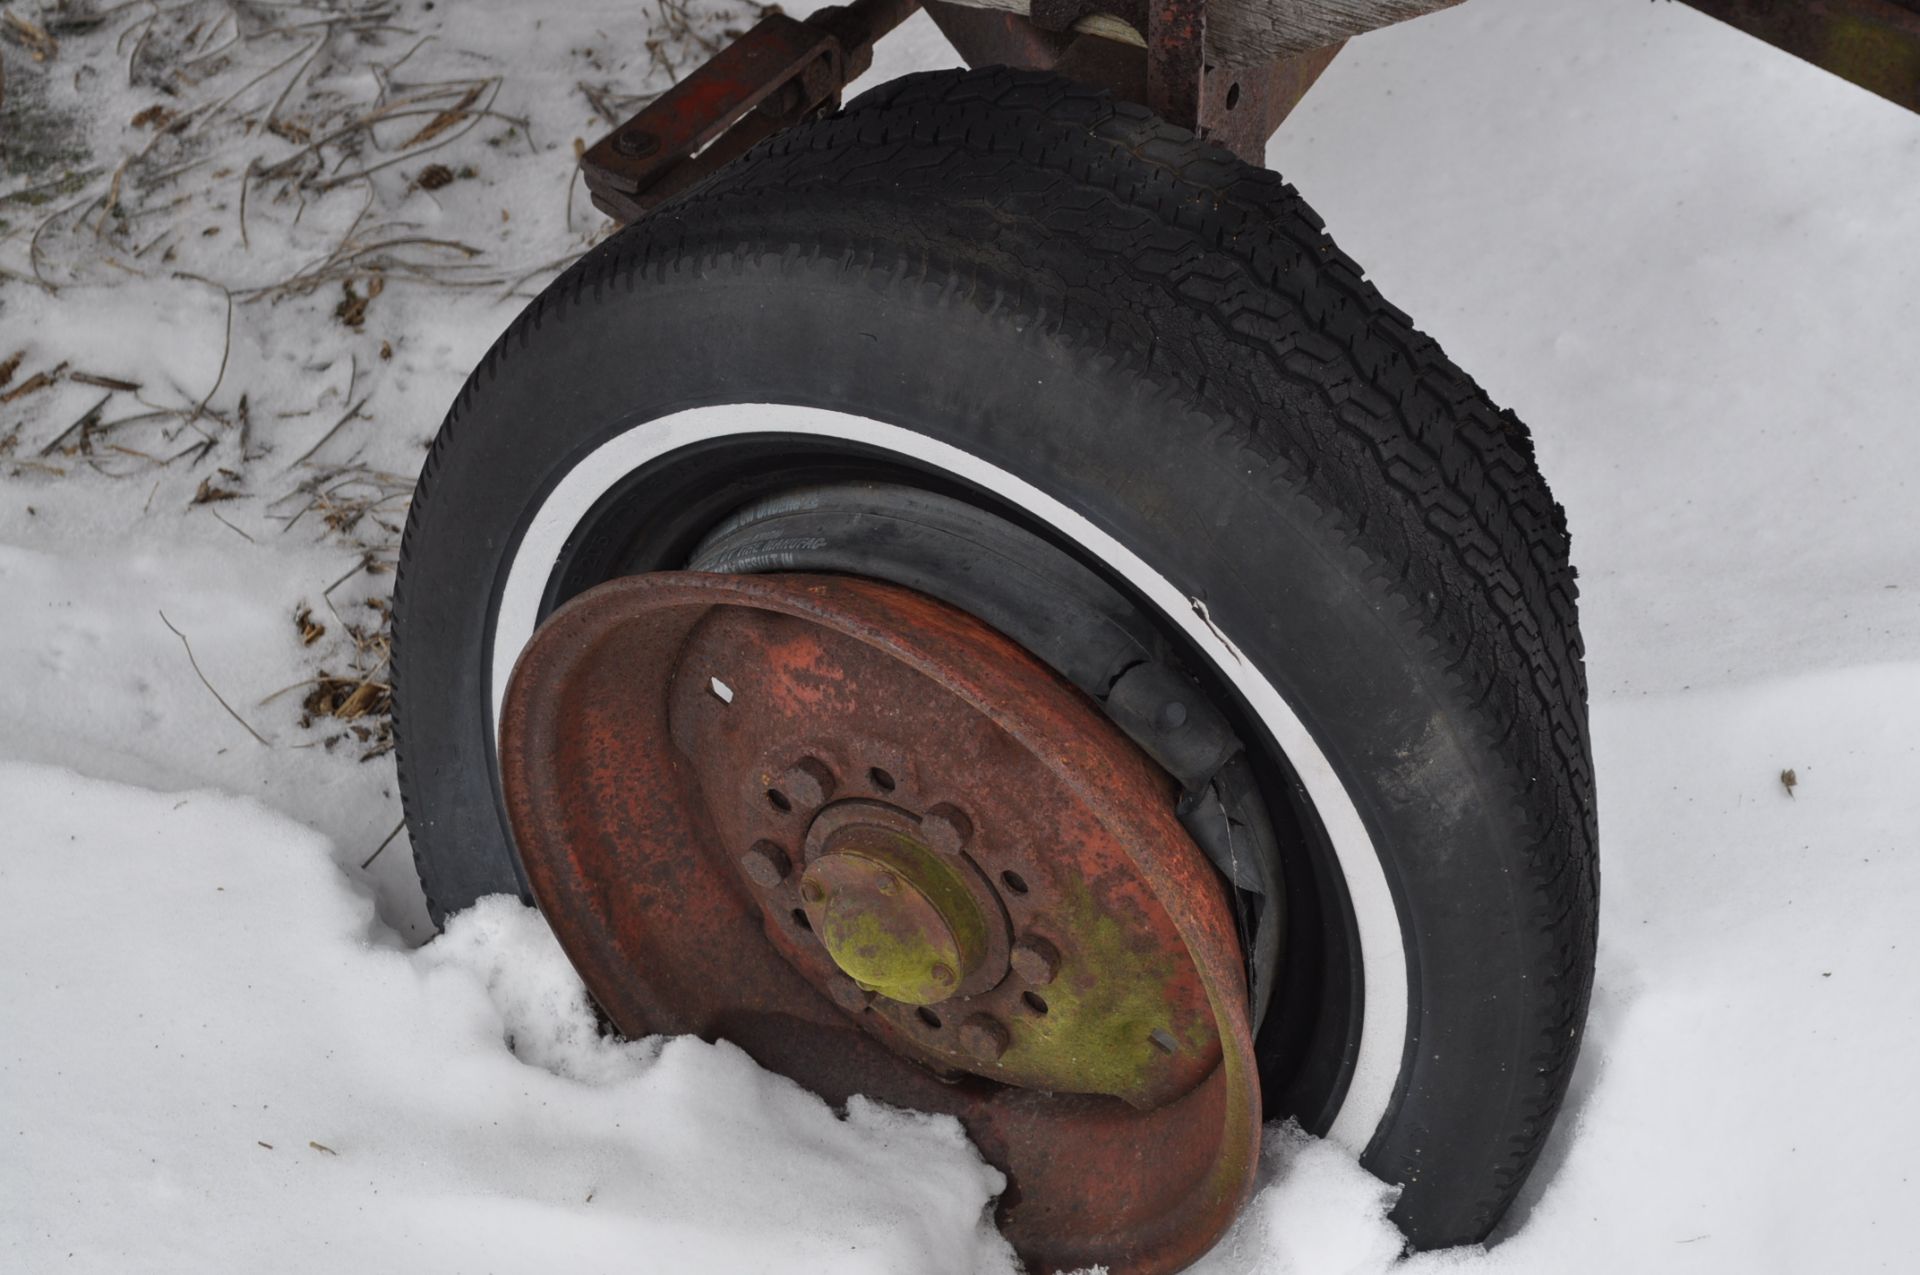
[499,570,1262,1273]
[485,405,1411,1153]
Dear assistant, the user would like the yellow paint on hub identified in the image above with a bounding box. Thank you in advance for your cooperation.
[801,833,988,1006]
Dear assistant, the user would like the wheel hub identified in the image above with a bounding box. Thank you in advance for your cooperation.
[798,805,989,1006]
[498,571,1261,1273]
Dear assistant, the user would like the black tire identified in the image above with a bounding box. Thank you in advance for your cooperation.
[393,67,1596,1251]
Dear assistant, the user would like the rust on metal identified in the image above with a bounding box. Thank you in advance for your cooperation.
[1011,934,1062,985]
[579,12,836,220]
[1196,40,1343,158]
[738,840,790,887]
[667,585,1222,1107]
[499,571,1261,1274]
[579,0,920,220]
[1678,0,1920,115]
[798,813,990,1005]
[583,0,1340,205]
[920,803,973,854]
[1147,0,1207,131]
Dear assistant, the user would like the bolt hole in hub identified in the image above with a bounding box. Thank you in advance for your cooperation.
[500,570,1263,1273]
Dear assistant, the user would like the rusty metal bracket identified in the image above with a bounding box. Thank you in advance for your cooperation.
[1196,40,1343,159]
[586,0,1338,208]
[1147,0,1208,131]
[580,0,920,221]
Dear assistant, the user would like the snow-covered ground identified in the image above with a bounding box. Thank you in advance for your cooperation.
[3,1,1917,1271]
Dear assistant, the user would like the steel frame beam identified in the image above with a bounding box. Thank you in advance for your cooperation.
[579,0,920,220]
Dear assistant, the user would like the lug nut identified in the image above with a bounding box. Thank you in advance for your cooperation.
[829,977,873,1014]
[876,871,899,896]
[930,963,955,988]
[958,1014,1010,1062]
[776,756,836,809]
[1009,936,1060,986]
[800,878,826,904]
[739,841,791,888]
[920,804,973,855]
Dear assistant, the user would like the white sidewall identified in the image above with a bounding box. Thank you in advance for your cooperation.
[489,402,1407,1153]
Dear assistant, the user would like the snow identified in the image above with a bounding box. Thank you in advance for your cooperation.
[4,0,1919,1271]
[1190,646,1920,1275]
[0,763,1016,1274]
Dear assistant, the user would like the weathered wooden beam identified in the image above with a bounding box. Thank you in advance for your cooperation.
[937,0,1460,69]
[1676,0,1920,114]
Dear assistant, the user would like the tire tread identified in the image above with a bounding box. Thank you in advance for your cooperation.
[395,66,1595,1248]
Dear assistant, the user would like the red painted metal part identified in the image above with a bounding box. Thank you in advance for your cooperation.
[579,0,920,221]
[499,572,1262,1274]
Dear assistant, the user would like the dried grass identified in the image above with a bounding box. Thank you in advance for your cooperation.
[1,0,766,758]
